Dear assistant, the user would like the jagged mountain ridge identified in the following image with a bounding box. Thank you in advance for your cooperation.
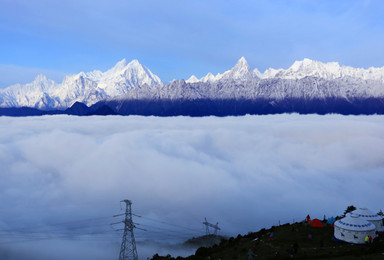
[1,57,384,111]
[0,59,162,109]
[120,57,384,101]
[94,57,384,116]
[119,76,384,101]
[187,57,384,83]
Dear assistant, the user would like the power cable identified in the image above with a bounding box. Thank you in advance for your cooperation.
[132,213,202,233]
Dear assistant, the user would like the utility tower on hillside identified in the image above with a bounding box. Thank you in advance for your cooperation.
[118,200,138,260]
[203,217,221,235]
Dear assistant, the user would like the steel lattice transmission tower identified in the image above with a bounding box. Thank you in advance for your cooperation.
[119,200,138,260]
[203,217,221,235]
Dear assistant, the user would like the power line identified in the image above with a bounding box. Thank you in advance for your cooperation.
[0,208,233,248]
[133,213,202,233]
[0,222,115,237]
[0,215,116,233]
[136,223,198,234]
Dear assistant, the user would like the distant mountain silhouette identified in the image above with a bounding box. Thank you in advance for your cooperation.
[64,101,93,116]
[2,97,384,117]
[87,104,118,116]
[0,102,118,117]
[0,107,62,117]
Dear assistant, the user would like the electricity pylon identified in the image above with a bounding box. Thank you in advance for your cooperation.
[118,200,138,260]
[203,217,221,235]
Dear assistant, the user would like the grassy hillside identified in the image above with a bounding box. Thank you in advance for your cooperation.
[151,222,384,259]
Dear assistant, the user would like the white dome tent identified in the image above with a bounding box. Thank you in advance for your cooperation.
[334,213,376,244]
[351,207,384,233]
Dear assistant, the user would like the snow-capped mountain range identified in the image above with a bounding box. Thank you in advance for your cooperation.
[186,57,384,83]
[1,57,384,110]
[0,59,161,109]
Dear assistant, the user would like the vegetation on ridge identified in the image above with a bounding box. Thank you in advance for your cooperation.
[151,221,384,260]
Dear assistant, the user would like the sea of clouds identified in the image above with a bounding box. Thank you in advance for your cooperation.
[0,114,383,259]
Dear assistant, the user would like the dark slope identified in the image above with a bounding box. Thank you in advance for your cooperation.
[87,104,118,116]
[0,102,118,117]
[64,101,93,116]
[0,107,63,117]
[91,97,384,117]
[2,97,383,117]
[151,222,384,260]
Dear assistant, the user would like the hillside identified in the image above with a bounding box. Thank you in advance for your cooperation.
[151,222,384,260]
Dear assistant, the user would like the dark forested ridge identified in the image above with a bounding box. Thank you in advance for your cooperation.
[1,97,384,117]
[92,97,384,116]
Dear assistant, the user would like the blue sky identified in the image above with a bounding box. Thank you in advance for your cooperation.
[1,0,384,87]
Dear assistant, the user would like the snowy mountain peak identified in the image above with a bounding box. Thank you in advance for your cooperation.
[270,58,343,79]
[96,59,162,98]
[186,75,199,83]
[33,74,49,83]
[29,75,58,90]
[200,72,217,83]
[290,58,307,69]
[289,58,340,72]
[234,57,250,70]
[103,59,161,82]
[196,57,256,83]
[262,68,284,78]
[106,59,148,75]
[85,70,103,81]
[219,57,257,81]
[108,58,135,72]
[114,58,129,68]
[30,74,57,91]
[253,68,263,78]
[129,59,140,66]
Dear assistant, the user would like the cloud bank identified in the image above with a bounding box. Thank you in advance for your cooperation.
[0,114,383,259]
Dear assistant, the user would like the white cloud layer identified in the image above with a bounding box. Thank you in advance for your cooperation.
[0,114,383,259]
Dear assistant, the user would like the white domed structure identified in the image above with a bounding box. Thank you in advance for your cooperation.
[351,207,384,232]
[334,213,376,244]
